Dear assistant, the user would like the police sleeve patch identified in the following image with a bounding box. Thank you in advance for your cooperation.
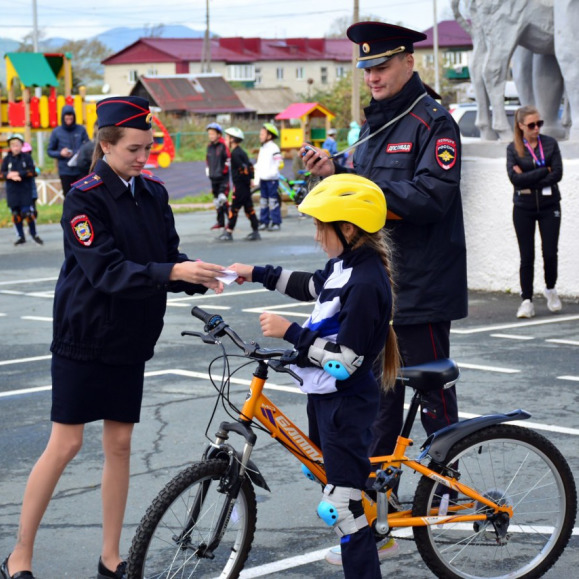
[70,214,95,246]
[435,138,457,170]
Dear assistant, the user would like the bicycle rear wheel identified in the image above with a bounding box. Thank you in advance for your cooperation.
[128,459,257,579]
[412,424,576,579]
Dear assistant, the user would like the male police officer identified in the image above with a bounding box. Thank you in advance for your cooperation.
[302,21,468,565]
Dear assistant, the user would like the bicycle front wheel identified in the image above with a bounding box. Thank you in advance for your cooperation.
[128,459,257,579]
[412,424,576,579]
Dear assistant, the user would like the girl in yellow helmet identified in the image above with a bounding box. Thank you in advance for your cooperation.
[229,173,399,579]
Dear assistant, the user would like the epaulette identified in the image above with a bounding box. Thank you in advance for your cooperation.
[72,173,103,192]
[141,171,164,185]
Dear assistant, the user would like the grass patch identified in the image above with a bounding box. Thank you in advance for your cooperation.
[0,202,64,228]
[0,193,212,228]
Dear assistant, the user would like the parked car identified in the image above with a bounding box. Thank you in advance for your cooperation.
[449,103,519,140]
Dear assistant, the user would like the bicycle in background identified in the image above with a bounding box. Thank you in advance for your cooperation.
[127,307,577,579]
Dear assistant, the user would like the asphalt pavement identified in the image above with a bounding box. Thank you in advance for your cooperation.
[0,206,578,578]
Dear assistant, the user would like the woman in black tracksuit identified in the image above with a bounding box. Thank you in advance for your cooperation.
[507,105,563,319]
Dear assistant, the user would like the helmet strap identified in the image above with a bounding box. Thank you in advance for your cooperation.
[332,222,352,255]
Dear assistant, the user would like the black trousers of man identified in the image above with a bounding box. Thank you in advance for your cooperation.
[369,321,458,457]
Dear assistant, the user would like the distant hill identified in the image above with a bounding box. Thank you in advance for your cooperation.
[94,25,205,52]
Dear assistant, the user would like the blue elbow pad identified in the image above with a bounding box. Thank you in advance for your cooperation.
[323,361,351,380]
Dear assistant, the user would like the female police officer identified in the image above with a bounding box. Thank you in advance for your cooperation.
[1,96,226,579]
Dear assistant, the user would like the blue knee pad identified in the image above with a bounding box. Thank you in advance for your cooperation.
[317,484,368,537]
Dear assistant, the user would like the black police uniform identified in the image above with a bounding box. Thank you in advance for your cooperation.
[336,22,468,459]
[50,98,207,424]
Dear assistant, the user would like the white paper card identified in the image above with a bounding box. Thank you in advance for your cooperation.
[216,269,238,285]
[542,186,552,196]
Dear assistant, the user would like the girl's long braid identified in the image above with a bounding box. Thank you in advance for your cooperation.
[352,229,401,390]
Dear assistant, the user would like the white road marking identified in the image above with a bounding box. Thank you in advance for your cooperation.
[452,314,579,334]
[21,316,53,322]
[490,333,534,340]
[457,362,519,373]
[0,355,52,366]
[558,376,579,382]
[547,339,579,346]
[0,277,57,286]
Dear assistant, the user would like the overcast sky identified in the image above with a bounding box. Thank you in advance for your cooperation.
[1,0,456,42]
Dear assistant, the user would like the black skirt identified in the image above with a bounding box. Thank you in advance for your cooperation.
[51,353,145,424]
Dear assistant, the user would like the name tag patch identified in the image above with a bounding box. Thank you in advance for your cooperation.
[71,214,95,246]
[436,138,457,170]
[386,143,413,153]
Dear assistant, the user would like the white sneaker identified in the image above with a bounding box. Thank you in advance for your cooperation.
[516,299,535,319]
[543,288,562,313]
[324,536,399,566]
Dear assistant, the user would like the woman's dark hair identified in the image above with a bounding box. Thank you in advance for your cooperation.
[90,126,126,172]
[514,105,539,157]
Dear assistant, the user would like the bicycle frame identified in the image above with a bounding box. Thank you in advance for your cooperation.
[217,360,514,535]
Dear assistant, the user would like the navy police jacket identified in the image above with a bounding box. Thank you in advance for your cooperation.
[51,159,207,365]
[336,72,468,325]
[506,135,562,211]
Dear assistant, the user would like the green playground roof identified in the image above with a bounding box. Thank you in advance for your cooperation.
[5,52,59,87]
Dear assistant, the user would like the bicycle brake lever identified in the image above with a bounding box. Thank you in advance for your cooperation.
[181,330,219,345]
[268,359,303,386]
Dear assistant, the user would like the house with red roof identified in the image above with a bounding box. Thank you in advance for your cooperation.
[102,37,352,97]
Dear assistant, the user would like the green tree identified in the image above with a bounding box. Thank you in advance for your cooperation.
[58,39,112,91]
[302,72,371,129]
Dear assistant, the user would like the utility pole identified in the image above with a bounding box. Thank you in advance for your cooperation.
[201,0,212,73]
[433,0,440,96]
[351,0,360,124]
[32,0,45,167]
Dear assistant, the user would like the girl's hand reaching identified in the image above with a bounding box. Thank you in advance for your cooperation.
[259,312,291,339]
[228,263,254,284]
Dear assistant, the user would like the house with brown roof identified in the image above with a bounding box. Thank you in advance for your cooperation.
[102,37,352,97]
[130,74,253,116]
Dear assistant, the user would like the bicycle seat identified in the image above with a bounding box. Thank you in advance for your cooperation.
[396,359,459,393]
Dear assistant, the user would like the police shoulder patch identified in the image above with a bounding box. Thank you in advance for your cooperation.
[141,170,164,185]
[435,138,457,170]
[72,173,103,192]
[70,214,95,247]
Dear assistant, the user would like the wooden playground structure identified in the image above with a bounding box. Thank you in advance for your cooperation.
[1,52,175,203]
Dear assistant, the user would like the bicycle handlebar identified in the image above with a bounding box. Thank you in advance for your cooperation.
[185,306,301,375]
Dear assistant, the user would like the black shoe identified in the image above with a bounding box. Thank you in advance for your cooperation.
[14,237,26,246]
[32,236,43,245]
[1,555,35,579]
[218,231,233,241]
[245,231,261,241]
[97,557,127,579]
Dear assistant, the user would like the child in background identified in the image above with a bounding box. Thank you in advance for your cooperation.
[219,127,260,241]
[229,174,399,579]
[254,123,283,231]
[205,122,230,232]
[1,134,43,246]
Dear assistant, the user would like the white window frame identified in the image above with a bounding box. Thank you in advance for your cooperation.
[276,67,284,80]
[227,64,255,82]
[128,69,139,83]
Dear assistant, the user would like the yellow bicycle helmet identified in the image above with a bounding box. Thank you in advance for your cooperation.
[298,174,386,233]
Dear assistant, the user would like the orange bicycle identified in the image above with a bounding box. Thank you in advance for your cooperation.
[127,307,576,579]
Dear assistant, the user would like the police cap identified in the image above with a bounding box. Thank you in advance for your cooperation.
[96,96,153,130]
[347,21,426,69]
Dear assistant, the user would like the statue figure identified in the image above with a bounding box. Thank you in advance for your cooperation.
[452,0,578,141]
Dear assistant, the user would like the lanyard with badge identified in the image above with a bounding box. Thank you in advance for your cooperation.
[523,136,551,196]
[523,136,545,167]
